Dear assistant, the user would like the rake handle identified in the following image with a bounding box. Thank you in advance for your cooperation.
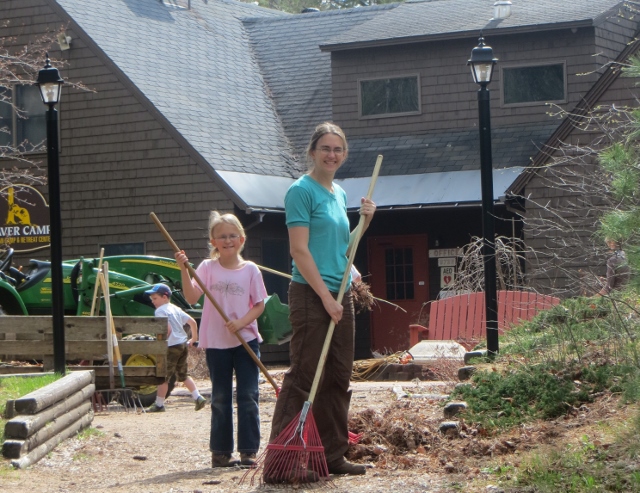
[307,155,383,404]
[149,212,280,394]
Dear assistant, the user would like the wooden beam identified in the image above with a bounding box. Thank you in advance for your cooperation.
[14,371,94,415]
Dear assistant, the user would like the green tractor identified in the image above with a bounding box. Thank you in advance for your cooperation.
[0,248,202,405]
[0,247,200,317]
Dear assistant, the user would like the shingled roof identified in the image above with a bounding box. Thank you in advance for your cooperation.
[244,4,398,157]
[46,0,636,211]
[321,0,637,51]
[339,122,559,179]
[55,0,297,178]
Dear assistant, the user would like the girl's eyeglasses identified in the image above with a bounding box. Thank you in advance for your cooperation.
[214,234,241,241]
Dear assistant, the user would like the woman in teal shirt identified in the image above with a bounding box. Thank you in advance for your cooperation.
[268,122,376,478]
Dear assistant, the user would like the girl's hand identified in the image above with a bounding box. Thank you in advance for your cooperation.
[322,297,343,325]
[174,250,189,268]
[225,319,244,333]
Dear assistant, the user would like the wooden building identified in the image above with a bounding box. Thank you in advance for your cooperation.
[1,0,639,355]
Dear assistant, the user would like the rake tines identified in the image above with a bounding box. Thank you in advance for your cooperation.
[91,388,144,413]
[241,404,332,487]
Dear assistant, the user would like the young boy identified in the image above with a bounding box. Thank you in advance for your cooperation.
[144,283,207,412]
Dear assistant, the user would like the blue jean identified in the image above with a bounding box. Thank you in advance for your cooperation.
[206,339,260,455]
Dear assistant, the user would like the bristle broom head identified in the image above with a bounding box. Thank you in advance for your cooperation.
[240,409,333,487]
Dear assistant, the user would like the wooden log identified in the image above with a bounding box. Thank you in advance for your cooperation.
[14,371,94,415]
[4,399,16,419]
[10,410,94,469]
[2,400,93,458]
[5,384,95,439]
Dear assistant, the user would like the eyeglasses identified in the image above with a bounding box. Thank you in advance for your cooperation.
[214,234,241,241]
[317,146,345,156]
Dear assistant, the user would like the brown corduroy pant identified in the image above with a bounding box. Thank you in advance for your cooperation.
[269,281,355,465]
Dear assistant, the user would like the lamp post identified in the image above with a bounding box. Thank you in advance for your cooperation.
[36,54,65,375]
[468,37,499,356]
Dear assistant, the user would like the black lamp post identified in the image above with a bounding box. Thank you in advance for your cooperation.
[468,37,499,356]
[36,54,65,375]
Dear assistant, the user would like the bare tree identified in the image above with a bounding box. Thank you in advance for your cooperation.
[0,26,88,191]
[449,98,638,299]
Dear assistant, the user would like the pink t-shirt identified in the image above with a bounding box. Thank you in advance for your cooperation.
[192,258,267,349]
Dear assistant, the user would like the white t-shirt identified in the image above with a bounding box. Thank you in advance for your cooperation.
[350,265,362,283]
[155,302,192,347]
[192,259,267,349]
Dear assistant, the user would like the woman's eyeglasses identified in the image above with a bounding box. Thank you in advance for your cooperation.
[214,234,241,241]
[317,146,345,156]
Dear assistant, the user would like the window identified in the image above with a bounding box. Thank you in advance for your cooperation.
[100,242,146,256]
[384,247,415,300]
[0,85,47,151]
[502,62,566,106]
[359,75,420,118]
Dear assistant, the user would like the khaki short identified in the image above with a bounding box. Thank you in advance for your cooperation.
[166,343,189,382]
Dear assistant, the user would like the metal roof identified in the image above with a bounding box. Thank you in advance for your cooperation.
[219,167,524,211]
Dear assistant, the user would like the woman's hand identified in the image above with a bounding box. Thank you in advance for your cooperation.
[322,296,343,325]
[360,197,376,230]
[360,197,376,218]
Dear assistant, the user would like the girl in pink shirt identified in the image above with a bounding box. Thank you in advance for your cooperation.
[176,211,267,469]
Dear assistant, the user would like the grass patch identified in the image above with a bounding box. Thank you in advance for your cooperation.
[447,287,640,491]
[490,410,640,492]
[77,426,103,440]
[0,374,60,444]
[451,362,587,430]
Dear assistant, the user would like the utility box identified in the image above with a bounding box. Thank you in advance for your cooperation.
[257,293,292,344]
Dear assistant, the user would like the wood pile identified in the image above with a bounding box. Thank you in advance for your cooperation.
[2,370,95,468]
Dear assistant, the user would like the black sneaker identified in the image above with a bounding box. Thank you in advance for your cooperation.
[195,396,207,411]
[146,404,165,413]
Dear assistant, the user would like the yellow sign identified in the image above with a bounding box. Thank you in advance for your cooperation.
[0,185,50,252]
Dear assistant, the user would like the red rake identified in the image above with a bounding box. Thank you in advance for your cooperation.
[242,155,383,487]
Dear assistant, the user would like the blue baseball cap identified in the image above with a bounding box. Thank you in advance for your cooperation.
[144,283,172,297]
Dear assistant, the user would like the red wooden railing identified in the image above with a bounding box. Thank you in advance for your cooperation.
[424,290,561,341]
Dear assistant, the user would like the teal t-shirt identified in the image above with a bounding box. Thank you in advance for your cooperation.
[285,174,351,293]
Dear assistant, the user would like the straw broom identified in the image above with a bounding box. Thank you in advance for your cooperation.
[243,155,383,486]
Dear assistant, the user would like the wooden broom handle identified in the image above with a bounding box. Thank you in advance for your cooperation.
[149,212,279,394]
[308,154,383,403]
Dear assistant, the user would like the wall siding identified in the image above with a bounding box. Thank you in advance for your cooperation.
[1,0,246,267]
[332,29,600,138]
[522,72,640,296]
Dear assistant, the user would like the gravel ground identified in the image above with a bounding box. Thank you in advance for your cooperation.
[1,376,456,493]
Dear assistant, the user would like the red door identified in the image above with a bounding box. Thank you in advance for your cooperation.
[367,234,429,353]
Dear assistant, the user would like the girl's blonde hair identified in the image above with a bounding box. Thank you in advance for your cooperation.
[305,122,348,168]
[208,211,246,259]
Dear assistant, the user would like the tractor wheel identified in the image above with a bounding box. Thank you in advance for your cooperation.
[123,353,176,408]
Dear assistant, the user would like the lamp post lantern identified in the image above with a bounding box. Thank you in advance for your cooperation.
[468,37,499,356]
[36,54,65,375]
